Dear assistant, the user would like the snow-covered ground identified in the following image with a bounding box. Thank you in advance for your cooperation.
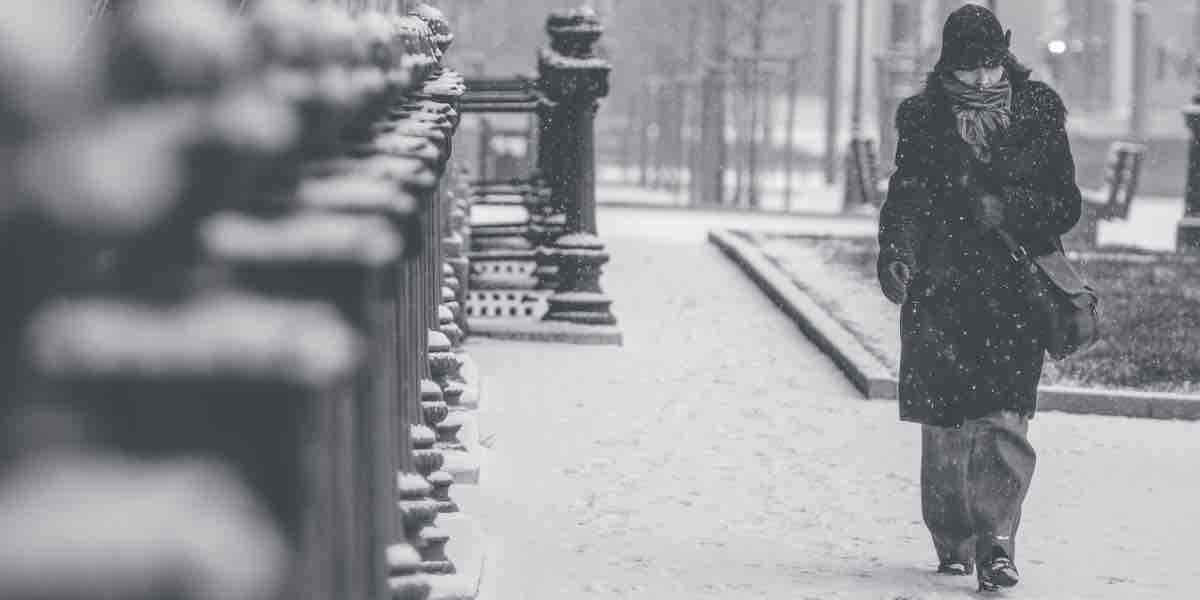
[597,168,847,214]
[463,206,1200,600]
[589,180,1185,252]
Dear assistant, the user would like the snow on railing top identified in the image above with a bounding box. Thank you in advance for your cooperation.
[0,0,451,238]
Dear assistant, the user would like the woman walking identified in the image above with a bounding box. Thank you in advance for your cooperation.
[876,5,1081,592]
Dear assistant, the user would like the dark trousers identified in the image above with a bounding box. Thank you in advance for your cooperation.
[921,410,1036,566]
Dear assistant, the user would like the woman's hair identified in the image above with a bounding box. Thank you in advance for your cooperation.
[924,50,1032,90]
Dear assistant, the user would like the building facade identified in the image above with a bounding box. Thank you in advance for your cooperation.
[860,0,1199,169]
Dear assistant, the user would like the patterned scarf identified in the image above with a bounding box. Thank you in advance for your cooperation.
[940,71,1013,162]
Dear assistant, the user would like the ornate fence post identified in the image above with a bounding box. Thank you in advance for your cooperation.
[538,7,619,327]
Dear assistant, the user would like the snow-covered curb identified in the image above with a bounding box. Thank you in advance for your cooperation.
[708,228,896,401]
[709,227,1200,421]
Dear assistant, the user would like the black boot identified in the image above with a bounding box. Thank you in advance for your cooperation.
[977,555,1019,592]
[937,560,974,576]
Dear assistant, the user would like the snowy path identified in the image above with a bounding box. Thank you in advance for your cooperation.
[464,207,1200,599]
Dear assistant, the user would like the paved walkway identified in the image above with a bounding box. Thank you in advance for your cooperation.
[462,207,1200,599]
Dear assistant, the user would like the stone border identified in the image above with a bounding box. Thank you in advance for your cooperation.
[434,510,488,600]
[709,229,895,400]
[468,318,623,346]
[441,410,481,485]
[709,228,1200,421]
[457,352,484,410]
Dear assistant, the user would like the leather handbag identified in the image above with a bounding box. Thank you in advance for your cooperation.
[994,229,1100,360]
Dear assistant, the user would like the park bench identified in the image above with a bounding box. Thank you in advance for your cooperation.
[1064,141,1146,248]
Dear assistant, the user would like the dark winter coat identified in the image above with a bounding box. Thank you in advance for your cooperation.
[877,69,1082,427]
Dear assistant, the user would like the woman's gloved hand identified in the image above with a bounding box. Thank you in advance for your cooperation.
[956,172,1006,230]
[879,260,912,305]
[969,191,1006,229]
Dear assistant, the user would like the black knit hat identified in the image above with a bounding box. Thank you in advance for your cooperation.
[934,4,1013,72]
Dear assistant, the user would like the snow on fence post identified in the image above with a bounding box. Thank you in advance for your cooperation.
[25,291,364,600]
[212,201,404,593]
[539,7,620,327]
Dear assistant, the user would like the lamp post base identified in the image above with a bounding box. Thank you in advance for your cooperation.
[542,233,618,327]
[1179,103,1200,252]
[1176,216,1200,252]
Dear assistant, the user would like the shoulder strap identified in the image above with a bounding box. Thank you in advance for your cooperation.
[963,166,1034,265]
[992,227,1031,264]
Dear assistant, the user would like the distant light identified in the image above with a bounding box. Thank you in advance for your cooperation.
[1048,40,1067,55]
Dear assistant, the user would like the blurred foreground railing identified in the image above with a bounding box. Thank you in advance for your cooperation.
[0,2,478,599]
